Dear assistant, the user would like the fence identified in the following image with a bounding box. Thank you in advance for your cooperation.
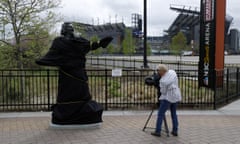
[86,56,240,71]
[0,68,239,111]
[214,68,240,108]
[87,56,198,71]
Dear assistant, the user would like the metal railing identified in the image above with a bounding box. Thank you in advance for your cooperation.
[87,56,197,70]
[214,68,240,109]
[0,68,239,111]
[86,56,240,70]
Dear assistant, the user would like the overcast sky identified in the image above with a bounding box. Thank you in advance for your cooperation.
[60,0,240,36]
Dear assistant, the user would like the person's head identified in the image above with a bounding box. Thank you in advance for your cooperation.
[156,64,168,77]
[61,22,74,38]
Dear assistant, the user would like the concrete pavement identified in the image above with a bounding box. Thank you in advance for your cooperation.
[0,114,240,144]
[0,100,240,144]
[219,99,240,115]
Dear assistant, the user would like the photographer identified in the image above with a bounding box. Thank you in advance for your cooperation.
[150,64,181,137]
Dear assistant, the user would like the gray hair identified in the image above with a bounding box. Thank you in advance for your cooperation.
[156,64,168,72]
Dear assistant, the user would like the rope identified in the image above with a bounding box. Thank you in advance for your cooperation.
[56,69,89,105]
[60,69,88,83]
[56,100,86,105]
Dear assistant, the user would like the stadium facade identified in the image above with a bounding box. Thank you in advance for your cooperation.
[73,22,126,47]
[73,14,143,54]
[164,5,239,54]
[72,5,240,55]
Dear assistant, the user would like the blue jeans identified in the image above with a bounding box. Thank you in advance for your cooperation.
[155,100,179,133]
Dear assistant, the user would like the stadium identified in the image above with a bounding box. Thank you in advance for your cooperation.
[72,5,239,55]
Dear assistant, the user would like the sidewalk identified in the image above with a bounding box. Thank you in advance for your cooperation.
[0,109,239,119]
[0,100,240,144]
[219,99,240,115]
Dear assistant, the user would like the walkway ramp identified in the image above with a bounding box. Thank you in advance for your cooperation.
[219,99,240,115]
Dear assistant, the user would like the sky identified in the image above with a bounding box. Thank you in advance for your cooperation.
[60,0,240,36]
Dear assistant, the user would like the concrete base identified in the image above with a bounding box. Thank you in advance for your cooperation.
[49,122,102,129]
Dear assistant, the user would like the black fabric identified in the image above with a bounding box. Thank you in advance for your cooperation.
[36,36,113,68]
[51,67,103,124]
[61,22,74,36]
[35,36,113,125]
[52,101,103,125]
[99,37,113,48]
[36,36,91,68]
[57,67,90,103]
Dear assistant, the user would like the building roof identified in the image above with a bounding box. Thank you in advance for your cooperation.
[170,4,200,15]
[166,5,233,37]
[166,13,199,37]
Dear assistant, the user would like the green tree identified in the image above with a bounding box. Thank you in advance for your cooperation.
[0,0,61,100]
[147,43,152,56]
[122,28,135,55]
[106,44,115,54]
[21,26,53,67]
[170,31,187,56]
[0,0,61,68]
[0,44,14,68]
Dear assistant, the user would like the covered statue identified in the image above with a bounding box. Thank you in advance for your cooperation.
[36,22,113,125]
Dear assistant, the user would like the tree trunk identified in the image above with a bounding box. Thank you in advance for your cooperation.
[16,40,25,100]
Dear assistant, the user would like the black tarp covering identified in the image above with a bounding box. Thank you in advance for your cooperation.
[51,68,103,125]
[36,36,113,125]
[36,37,91,68]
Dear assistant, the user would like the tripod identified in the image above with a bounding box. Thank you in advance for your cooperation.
[142,104,170,137]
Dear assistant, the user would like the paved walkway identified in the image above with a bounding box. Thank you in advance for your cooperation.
[0,99,240,144]
[0,108,240,144]
[220,99,240,115]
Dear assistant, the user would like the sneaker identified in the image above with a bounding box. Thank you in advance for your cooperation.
[171,131,178,136]
[151,132,161,137]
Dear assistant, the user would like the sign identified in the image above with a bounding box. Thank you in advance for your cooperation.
[199,0,216,89]
[199,0,226,89]
[112,69,122,77]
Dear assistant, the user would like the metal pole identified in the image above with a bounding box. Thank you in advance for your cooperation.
[226,69,229,104]
[237,68,239,96]
[105,68,108,110]
[143,0,148,68]
[47,69,50,111]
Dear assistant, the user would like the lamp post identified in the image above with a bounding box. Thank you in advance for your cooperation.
[143,0,148,68]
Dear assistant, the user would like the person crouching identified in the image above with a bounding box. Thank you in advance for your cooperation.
[151,64,182,137]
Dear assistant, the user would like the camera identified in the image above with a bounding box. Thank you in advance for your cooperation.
[145,72,161,102]
[145,72,160,87]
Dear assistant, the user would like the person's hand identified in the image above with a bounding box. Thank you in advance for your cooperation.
[99,36,113,48]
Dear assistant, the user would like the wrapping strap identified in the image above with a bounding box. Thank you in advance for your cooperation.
[60,69,88,83]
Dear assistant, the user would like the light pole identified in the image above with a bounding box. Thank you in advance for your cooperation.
[143,0,148,68]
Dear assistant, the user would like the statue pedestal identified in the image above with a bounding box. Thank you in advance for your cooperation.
[49,122,102,130]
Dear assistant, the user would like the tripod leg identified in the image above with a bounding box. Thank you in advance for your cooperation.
[163,116,170,137]
[142,109,154,131]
